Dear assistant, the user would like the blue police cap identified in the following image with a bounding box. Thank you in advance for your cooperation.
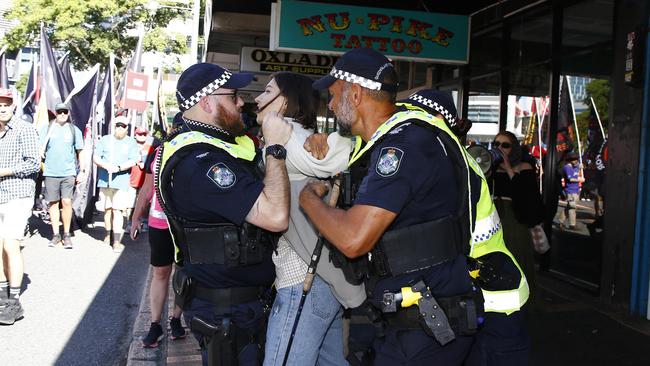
[176,63,254,111]
[399,89,458,128]
[312,48,397,92]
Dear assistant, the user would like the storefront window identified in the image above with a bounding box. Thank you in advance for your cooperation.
[548,0,614,292]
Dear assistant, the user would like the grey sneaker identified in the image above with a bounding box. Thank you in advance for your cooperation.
[63,233,73,249]
[0,299,24,325]
[48,234,62,247]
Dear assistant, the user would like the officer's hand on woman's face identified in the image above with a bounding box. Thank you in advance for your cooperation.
[262,111,292,146]
[304,133,329,160]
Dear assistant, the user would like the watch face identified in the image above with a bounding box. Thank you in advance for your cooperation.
[267,144,286,159]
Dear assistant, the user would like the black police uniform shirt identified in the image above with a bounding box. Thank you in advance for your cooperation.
[166,127,274,289]
[353,120,474,306]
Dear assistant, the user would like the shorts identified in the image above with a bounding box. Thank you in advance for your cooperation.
[0,197,33,240]
[43,176,76,202]
[148,227,175,267]
[97,187,135,211]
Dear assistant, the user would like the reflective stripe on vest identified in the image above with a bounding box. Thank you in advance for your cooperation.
[157,131,256,263]
[472,209,501,245]
[482,276,529,314]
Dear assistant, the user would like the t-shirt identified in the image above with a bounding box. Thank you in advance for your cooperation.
[95,134,140,191]
[167,142,272,289]
[352,120,473,306]
[39,122,84,177]
[563,163,581,194]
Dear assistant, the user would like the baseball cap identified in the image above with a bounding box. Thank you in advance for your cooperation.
[397,89,458,128]
[0,88,14,100]
[312,48,397,92]
[55,102,69,112]
[113,115,129,127]
[176,63,254,111]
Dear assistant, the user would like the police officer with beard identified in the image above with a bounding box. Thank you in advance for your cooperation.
[300,48,480,365]
[155,63,292,365]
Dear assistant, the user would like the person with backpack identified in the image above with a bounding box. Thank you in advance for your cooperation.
[39,102,84,249]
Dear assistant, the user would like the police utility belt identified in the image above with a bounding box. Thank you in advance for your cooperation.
[330,216,480,345]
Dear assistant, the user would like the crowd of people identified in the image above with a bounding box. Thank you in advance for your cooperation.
[0,46,597,365]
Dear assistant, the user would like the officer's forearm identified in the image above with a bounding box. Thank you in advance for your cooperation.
[300,189,394,258]
[246,156,290,232]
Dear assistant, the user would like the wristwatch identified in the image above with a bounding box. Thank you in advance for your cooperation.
[265,144,287,160]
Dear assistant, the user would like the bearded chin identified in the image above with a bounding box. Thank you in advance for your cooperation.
[216,104,245,136]
[336,119,352,137]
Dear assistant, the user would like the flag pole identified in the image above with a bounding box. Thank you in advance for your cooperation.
[565,76,583,167]
[535,97,544,193]
[590,97,606,140]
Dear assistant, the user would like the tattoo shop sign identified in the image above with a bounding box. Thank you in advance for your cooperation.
[240,47,337,76]
[270,0,469,64]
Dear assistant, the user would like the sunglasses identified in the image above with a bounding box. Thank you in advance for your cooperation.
[209,91,238,102]
[115,123,128,128]
[492,141,512,149]
[56,110,69,115]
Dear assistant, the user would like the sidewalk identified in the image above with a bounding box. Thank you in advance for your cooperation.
[126,268,650,366]
[125,232,201,366]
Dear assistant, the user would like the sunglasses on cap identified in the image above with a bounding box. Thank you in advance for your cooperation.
[492,141,512,149]
[115,122,128,128]
[56,110,69,115]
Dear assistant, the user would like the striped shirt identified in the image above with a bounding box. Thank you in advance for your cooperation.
[0,116,40,204]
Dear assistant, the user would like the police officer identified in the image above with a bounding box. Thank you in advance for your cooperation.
[397,90,530,366]
[155,63,292,365]
[300,48,480,365]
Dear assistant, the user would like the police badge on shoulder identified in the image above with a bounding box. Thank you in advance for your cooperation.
[207,162,236,188]
[376,147,404,177]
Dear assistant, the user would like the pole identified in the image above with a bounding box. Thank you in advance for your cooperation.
[590,97,607,140]
[536,97,545,193]
[565,76,583,167]
[281,177,341,366]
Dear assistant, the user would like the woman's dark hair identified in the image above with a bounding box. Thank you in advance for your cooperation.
[495,130,523,165]
[270,72,319,130]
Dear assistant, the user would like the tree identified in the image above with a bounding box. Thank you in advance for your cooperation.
[583,79,610,125]
[1,0,190,70]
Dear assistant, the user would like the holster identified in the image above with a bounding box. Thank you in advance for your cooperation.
[328,241,369,286]
[379,285,482,345]
[192,315,235,366]
[172,268,193,310]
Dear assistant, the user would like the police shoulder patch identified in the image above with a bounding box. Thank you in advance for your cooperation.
[206,162,236,188]
[376,147,404,177]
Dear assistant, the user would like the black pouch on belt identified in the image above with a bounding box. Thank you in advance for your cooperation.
[172,268,193,310]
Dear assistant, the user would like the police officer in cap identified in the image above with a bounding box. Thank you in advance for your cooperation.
[156,63,292,365]
[300,48,480,365]
[397,89,530,366]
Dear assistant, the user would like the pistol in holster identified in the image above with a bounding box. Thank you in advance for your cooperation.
[172,268,193,310]
[191,315,236,366]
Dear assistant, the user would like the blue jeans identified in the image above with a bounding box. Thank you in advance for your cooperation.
[263,275,348,366]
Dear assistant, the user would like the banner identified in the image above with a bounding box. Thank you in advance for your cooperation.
[123,71,148,112]
[271,0,469,63]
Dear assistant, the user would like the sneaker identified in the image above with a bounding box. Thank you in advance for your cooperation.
[48,234,62,247]
[142,322,164,348]
[113,243,125,253]
[62,233,73,249]
[170,317,187,340]
[0,299,24,325]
